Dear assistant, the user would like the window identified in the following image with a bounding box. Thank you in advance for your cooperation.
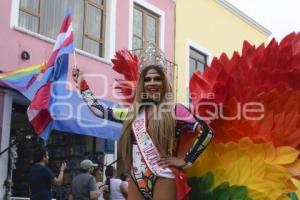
[189,47,207,106]
[18,0,106,57]
[132,4,159,52]
[189,47,207,77]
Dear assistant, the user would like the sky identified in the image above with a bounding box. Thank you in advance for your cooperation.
[226,0,300,41]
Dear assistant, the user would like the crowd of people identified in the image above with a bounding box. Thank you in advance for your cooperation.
[27,148,128,200]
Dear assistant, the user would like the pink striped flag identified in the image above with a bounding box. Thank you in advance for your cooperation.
[27,10,75,140]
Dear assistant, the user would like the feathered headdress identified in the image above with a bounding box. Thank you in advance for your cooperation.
[111,43,168,104]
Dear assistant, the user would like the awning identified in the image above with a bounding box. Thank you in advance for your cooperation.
[50,87,122,140]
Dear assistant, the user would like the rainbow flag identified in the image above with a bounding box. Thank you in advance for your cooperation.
[0,63,45,91]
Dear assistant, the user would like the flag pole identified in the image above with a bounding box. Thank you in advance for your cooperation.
[73,51,77,69]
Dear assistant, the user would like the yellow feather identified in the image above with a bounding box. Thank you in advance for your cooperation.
[186,138,299,199]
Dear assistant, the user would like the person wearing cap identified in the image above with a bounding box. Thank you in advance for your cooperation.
[69,159,103,200]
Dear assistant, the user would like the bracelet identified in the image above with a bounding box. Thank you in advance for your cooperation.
[182,162,192,169]
[80,80,89,91]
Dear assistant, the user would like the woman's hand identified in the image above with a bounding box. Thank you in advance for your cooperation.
[72,68,79,83]
[158,156,186,169]
[72,68,84,88]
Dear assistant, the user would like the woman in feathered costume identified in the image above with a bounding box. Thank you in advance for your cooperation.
[99,32,300,199]
[72,43,213,200]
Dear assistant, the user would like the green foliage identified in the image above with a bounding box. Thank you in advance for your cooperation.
[187,172,252,200]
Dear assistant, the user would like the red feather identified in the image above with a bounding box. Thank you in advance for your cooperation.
[189,31,300,149]
[111,49,139,104]
[190,32,300,108]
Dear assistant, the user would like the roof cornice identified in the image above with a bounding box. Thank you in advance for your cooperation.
[215,0,272,36]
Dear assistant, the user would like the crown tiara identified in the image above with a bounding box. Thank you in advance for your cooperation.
[138,43,167,73]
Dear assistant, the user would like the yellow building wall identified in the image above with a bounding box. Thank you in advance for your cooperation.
[175,0,270,103]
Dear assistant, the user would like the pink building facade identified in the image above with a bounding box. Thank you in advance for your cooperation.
[0,0,175,198]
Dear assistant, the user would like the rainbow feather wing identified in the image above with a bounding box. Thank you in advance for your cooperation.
[187,32,300,200]
[187,139,298,199]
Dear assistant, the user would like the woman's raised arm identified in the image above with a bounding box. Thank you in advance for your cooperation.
[72,68,126,123]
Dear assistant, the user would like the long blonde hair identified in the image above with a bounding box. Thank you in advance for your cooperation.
[118,65,175,167]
